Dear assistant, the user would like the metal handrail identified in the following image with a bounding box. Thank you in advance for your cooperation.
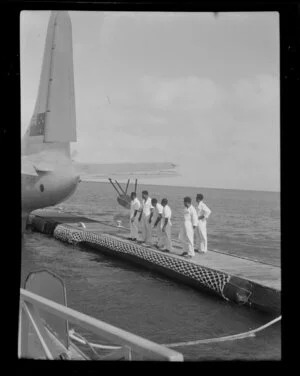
[20,301,54,359]
[19,288,183,361]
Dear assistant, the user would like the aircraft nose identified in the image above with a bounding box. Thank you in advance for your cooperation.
[69,164,80,184]
[73,173,81,187]
[59,170,80,202]
[61,166,80,191]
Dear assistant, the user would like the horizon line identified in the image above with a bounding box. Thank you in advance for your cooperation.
[81,179,280,194]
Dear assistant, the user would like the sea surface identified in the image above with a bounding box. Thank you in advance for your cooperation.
[21,182,281,360]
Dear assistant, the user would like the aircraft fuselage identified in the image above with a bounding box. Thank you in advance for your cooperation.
[21,159,80,214]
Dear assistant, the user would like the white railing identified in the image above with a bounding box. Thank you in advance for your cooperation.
[19,288,183,361]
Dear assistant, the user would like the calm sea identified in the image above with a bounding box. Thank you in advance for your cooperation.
[21,182,281,360]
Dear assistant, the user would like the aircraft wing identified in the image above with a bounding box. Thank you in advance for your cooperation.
[73,162,179,181]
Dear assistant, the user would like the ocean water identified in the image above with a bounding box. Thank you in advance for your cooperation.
[53,182,280,265]
[21,182,281,360]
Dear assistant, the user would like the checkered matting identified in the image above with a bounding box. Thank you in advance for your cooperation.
[53,225,230,299]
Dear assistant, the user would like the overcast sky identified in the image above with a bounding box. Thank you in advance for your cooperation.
[21,11,280,191]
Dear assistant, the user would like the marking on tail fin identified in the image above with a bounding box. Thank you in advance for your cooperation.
[29,112,46,137]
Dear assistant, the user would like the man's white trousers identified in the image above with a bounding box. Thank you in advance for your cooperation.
[195,219,208,253]
[179,222,195,256]
[139,214,152,243]
[160,223,173,251]
[130,216,139,239]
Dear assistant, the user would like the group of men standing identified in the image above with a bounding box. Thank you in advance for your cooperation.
[129,190,211,259]
[129,191,172,253]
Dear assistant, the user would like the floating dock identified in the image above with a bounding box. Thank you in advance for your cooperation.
[27,209,281,315]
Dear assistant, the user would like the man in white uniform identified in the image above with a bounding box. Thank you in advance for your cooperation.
[195,193,211,253]
[149,198,163,248]
[129,192,140,241]
[179,196,198,258]
[160,198,173,253]
[138,190,153,244]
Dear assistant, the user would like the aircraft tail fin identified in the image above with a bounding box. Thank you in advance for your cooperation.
[22,11,76,156]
